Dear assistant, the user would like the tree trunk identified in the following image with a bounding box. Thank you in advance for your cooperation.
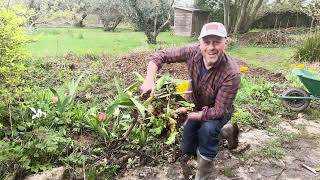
[103,17,123,31]
[310,17,314,32]
[223,0,230,32]
[243,0,264,33]
[145,32,157,44]
[234,0,249,33]
[6,0,11,8]
[75,14,87,28]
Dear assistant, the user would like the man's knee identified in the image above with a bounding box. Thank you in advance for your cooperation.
[199,121,220,138]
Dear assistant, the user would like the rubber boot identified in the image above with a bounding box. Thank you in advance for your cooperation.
[195,150,214,180]
[220,123,239,149]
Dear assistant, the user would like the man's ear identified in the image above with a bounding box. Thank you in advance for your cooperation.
[226,37,230,44]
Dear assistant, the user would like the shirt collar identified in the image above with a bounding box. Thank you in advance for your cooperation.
[199,53,225,70]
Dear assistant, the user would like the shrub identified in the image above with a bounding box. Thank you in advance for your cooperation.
[295,33,320,62]
[0,5,29,103]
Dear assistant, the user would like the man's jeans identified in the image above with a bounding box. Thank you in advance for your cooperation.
[181,113,232,160]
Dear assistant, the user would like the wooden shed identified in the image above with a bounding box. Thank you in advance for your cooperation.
[174,7,209,37]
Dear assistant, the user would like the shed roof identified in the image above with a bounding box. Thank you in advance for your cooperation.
[174,6,208,12]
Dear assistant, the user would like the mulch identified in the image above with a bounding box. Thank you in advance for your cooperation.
[108,51,287,84]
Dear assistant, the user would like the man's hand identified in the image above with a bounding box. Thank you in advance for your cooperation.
[140,61,158,97]
[183,111,203,126]
[140,79,155,96]
[187,111,203,121]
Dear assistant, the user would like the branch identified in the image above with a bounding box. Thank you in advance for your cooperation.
[122,109,139,139]
[155,0,174,37]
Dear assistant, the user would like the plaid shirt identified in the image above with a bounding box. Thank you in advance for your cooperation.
[150,44,241,120]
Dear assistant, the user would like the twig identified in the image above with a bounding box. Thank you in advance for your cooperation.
[301,163,317,175]
[261,163,286,179]
[122,110,139,139]
[8,104,13,138]
[247,106,261,119]
[157,91,192,99]
[275,166,286,180]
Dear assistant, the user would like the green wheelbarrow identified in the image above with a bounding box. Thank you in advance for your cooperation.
[279,68,320,112]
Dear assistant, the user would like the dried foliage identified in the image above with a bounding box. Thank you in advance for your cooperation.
[239,30,295,46]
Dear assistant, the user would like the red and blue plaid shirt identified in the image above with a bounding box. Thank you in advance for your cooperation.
[149,44,241,120]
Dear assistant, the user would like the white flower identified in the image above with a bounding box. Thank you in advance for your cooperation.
[30,107,47,119]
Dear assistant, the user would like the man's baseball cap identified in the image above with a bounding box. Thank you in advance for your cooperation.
[198,22,227,40]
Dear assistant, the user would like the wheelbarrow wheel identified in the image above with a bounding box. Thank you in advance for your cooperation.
[282,88,310,112]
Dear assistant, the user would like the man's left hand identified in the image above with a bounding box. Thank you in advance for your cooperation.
[183,111,203,126]
[187,111,203,121]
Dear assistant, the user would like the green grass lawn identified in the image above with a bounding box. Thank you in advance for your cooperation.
[228,46,295,72]
[27,27,197,56]
[27,27,296,72]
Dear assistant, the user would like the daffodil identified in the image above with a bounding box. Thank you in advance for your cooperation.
[240,66,249,72]
[296,64,305,69]
[176,81,190,93]
[289,64,297,69]
[308,67,316,72]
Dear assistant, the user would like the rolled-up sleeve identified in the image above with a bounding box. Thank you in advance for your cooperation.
[149,44,198,69]
[202,73,241,120]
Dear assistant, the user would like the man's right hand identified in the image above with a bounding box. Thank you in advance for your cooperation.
[140,79,155,97]
[140,61,159,97]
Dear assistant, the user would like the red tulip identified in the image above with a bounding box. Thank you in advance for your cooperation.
[97,113,107,120]
[108,121,113,126]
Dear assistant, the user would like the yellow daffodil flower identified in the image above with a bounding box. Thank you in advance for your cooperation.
[289,64,297,68]
[176,81,190,93]
[296,64,305,69]
[240,66,249,72]
[308,67,316,72]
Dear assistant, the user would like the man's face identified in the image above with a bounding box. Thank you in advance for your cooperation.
[199,35,227,65]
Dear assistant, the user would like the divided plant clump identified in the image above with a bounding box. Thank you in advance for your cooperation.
[100,72,194,146]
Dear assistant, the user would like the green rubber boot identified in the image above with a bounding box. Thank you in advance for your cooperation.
[195,150,215,180]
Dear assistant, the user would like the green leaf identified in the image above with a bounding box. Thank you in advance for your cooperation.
[68,73,84,100]
[130,97,146,118]
[134,72,145,82]
[156,74,170,90]
[124,81,141,95]
[58,96,71,113]
[114,78,123,94]
[17,125,26,131]
[165,131,179,145]
[165,100,171,117]
[178,101,195,108]
[49,88,59,97]
[138,128,148,146]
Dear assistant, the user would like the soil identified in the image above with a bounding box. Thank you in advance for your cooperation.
[119,118,320,180]
[108,51,286,83]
